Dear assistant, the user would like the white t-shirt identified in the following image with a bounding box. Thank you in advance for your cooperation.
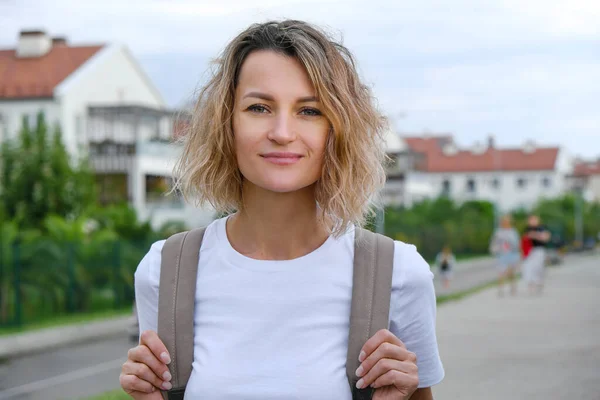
[135,217,444,400]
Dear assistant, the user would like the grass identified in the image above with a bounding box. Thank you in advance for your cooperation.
[436,279,498,305]
[82,389,130,400]
[0,307,133,337]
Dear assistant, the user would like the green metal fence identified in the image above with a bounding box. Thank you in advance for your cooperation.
[0,238,153,328]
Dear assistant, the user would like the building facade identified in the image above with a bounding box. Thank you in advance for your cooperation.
[567,159,600,203]
[0,30,214,228]
[402,135,572,212]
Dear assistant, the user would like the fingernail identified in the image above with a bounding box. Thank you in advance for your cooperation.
[359,351,366,362]
[163,371,172,381]
[356,379,364,389]
[355,365,364,377]
[162,381,173,390]
[160,352,171,364]
[151,386,155,392]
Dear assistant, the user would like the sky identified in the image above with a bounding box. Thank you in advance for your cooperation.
[2,0,599,158]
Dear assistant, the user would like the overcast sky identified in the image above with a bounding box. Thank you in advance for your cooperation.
[2,0,599,158]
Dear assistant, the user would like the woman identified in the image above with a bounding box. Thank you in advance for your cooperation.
[119,20,444,399]
[435,245,455,289]
[489,215,521,297]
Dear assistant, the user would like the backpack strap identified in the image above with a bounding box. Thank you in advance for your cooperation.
[157,228,206,400]
[347,227,395,400]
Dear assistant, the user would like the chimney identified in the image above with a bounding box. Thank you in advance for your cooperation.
[522,140,536,154]
[52,37,67,46]
[487,134,495,149]
[16,30,52,58]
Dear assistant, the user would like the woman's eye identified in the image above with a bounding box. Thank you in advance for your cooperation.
[300,108,322,116]
[247,104,269,114]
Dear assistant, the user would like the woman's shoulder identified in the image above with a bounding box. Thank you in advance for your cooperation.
[391,240,434,291]
[134,218,224,287]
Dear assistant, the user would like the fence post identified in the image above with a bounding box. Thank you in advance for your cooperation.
[0,240,3,326]
[67,242,75,313]
[13,240,22,327]
[113,241,121,309]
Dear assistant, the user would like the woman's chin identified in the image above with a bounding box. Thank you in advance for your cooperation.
[254,179,316,194]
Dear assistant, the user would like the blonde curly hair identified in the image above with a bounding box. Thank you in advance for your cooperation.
[174,20,388,236]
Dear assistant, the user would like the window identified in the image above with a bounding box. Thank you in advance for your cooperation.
[442,179,451,196]
[542,177,552,188]
[466,178,476,193]
[491,177,500,189]
[516,178,527,188]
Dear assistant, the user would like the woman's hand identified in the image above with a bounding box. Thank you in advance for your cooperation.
[119,330,172,399]
[355,329,419,400]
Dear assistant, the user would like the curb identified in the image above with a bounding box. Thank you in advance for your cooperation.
[0,315,135,359]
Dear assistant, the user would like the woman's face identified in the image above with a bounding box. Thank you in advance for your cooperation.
[232,50,330,194]
[501,216,511,228]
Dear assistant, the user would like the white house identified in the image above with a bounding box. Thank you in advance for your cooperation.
[402,134,572,212]
[382,129,435,207]
[567,159,600,203]
[0,30,214,228]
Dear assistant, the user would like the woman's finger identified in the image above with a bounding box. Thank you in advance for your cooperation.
[358,329,404,362]
[119,371,158,394]
[122,360,171,391]
[357,341,416,379]
[139,330,171,365]
[371,368,419,392]
[357,358,413,389]
[128,345,172,383]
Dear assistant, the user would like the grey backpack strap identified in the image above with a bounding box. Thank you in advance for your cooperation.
[157,228,206,400]
[347,227,395,400]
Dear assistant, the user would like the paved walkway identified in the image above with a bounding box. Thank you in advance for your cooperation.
[433,252,600,400]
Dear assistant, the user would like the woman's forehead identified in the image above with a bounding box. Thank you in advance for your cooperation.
[236,51,317,99]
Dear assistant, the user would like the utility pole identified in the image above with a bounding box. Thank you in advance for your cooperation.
[574,189,584,247]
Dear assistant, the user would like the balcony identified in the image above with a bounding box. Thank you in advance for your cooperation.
[86,105,188,173]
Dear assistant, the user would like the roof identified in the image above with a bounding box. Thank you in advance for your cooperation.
[403,135,560,173]
[0,44,103,99]
[572,160,600,176]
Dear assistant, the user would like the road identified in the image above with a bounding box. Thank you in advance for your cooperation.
[0,253,588,400]
[433,251,600,399]
[0,335,131,400]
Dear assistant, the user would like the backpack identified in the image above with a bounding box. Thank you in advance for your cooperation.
[157,226,394,400]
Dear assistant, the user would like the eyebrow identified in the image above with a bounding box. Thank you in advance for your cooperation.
[243,91,319,103]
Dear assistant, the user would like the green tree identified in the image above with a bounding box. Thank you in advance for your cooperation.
[0,112,96,229]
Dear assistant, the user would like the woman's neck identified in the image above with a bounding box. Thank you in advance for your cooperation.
[226,183,330,260]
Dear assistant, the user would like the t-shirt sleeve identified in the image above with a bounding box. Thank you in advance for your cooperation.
[133,240,165,336]
[388,241,445,388]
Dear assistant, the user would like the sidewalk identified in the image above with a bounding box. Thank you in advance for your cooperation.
[0,315,135,359]
[432,252,600,399]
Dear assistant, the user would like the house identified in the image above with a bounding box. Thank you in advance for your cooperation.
[382,129,435,207]
[402,134,572,212]
[567,159,600,203]
[0,30,214,228]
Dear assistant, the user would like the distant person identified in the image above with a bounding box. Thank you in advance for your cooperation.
[489,215,521,297]
[522,215,550,295]
[435,245,455,289]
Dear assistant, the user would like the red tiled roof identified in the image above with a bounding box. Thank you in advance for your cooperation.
[404,135,559,172]
[572,160,600,176]
[0,45,103,99]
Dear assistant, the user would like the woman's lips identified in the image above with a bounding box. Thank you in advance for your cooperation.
[261,152,303,165]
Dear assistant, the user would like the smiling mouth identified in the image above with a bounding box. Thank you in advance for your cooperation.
[261,152,303,165]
